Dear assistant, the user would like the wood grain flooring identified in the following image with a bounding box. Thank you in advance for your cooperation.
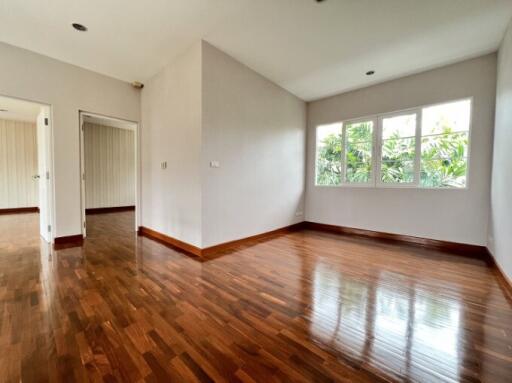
[0,211,511,382]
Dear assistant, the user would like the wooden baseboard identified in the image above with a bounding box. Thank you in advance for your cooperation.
[486,249,512,302]
[304,221,489,259]
[201,222,305,257]
[138,222,305,258]
[138,226,202,257]
[86,206,135,214]
[53,234,84,249]
[0,207,39,215]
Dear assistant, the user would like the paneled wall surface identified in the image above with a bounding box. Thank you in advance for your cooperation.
[0,118,38,208]
[84,123,135,209]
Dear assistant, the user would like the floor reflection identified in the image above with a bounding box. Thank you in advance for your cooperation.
[310,262,463,382]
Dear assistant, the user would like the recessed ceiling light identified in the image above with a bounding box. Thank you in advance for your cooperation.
[72,23,88,32]
[366,70,375,76]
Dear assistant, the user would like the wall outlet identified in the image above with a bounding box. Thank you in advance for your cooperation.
[161,161,167,169]
[210,160,220,168]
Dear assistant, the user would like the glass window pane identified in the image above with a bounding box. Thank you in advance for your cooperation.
[346,141,372,163]
[421,132,469,159]
[422,99,471,135]
[382,114,416,139]
[420,99,470,189]
[345,121,373,183]
[346,162,372,183]
[316,123,342,186]
[380,113,417,184]
[382,137,415,162]
[381,160,415,184]
[421,135,468,187]
[346,121,373,143]
[420,158,468,188]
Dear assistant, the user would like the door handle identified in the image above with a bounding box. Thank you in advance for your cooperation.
[32,174,40,180]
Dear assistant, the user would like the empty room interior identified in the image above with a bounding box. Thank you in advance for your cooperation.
[0,1,511,382]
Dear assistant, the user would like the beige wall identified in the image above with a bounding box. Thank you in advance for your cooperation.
[0,41,140,237]
[84,123,135,209]
[306,54,497,245]
[489,21,512,280]
[141,43,203,247]
[201,42,306,247]
[0,119,38,208]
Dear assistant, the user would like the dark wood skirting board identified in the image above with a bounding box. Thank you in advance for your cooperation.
[53,234,84,249]
[138,226,202,257]
[304,221,490,259]
[86,206,135,214]
[138,222,305,258]
[487,249,512,302]
[201,222,305,257]
[0,207,39,215]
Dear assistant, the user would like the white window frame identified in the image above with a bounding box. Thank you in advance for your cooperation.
[314,122,343,187]
[314,97,473,190]
[341,116,377,188]
[376,108,421,188]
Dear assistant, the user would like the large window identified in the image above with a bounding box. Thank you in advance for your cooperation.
[315,98,471,188]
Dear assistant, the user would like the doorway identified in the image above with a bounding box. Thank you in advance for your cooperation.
[0,95,54,243]
[79,111,138,237]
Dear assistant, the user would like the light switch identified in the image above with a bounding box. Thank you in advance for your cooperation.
[161,161,167,169]
[210,160,220,168]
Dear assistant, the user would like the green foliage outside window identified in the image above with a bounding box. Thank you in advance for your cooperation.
[420,128,468,188]
[316,122,468,187]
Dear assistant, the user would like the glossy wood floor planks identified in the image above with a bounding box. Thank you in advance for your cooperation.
[0,211,511,382]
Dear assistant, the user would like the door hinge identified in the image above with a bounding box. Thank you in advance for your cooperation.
[47,225,51,233]
[44,117,49,126]
[83,221,86,228]
[46,171,50,180]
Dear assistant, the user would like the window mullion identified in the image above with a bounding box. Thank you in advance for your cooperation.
[414,108,422,186]
[374,117,382,187]
[341,123,347,184]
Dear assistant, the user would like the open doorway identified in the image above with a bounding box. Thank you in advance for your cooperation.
[79,111,138,238]
[0,95,54,244]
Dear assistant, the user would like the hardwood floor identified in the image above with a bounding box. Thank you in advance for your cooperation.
[0,212,511,382]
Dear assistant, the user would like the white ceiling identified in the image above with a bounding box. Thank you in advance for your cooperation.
[0,95,42,122]
[0,0,511,101]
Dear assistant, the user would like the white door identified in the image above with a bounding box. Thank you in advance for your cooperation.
[79,112,87,237]
[36,107,52,242]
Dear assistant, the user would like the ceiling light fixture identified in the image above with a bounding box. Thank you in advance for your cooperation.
[366,70,375,76]
[72,23,88,32]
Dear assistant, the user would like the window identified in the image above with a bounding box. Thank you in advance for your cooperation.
[315,123,342,186]
[315,98,471,188]
[344,120,374,184]
[420,99,470,188]
[379,113,417,184]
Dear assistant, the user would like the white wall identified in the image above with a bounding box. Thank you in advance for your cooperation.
[306,54,497,245]
[0,42,140,237]
[84,123,135,209]
[489,21,512,280]
[140,43,203,247]
[201,42,306,247]
[0,118,38,208]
